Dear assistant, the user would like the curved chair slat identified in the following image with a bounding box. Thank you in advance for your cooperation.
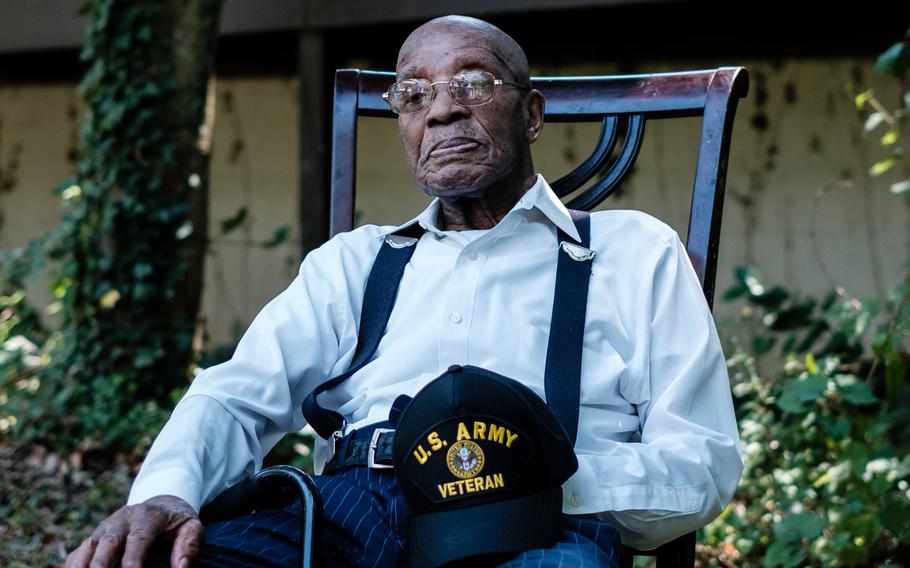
[566,114,646,211]
[551,117,619,198]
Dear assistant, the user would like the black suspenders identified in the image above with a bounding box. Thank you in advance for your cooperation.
[302,211,595,446]
[545,210,594,444]
[300,222,425,443]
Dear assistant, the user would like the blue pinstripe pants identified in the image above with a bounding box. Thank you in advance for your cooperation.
[190,467,623,567]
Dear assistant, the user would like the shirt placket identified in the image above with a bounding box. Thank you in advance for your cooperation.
[437,238,486,366]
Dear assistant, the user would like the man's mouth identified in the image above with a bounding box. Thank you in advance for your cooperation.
[428,138,480,158]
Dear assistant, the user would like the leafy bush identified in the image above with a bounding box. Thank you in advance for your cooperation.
[701,266,910,566]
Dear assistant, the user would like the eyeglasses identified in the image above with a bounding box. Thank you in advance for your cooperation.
[382,70,530,114]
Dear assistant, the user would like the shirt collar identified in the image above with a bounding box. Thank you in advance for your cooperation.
[381,174,582,242]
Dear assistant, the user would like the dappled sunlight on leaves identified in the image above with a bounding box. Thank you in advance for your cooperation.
[701,265,910,566]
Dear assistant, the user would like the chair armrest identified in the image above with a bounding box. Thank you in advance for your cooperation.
[199,465,323,568]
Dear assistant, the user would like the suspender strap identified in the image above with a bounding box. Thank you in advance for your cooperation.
[301,223,424,439]
[302,211,595,446]
[544,210,594,445]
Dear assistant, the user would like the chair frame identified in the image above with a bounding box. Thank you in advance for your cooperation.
[331,66,749,566]
[330,67,750,309]
[200,464,323,567]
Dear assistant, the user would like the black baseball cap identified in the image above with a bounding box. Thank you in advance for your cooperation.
[392,364,579,567]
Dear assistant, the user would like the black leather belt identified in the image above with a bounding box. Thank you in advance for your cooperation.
[323,427,395,475]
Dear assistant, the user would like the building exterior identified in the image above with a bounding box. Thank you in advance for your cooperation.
[1,1,907,347]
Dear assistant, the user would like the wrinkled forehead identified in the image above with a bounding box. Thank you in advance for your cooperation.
[396,26,515,80]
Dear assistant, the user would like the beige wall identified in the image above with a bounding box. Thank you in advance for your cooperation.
[0,78,302,347]
[356,57,910,334]
[0,83,80,331]
[205,78,301,346]
[1,56,908,349]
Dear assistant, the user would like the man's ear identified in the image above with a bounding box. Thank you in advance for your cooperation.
[525,89,545,144]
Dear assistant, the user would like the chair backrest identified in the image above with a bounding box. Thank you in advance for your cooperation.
[329,67,749,310]
[329,67,750,566]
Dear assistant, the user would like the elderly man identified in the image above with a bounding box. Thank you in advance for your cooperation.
[67,14,742,568]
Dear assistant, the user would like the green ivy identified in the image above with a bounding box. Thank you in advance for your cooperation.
[0,0,223,456]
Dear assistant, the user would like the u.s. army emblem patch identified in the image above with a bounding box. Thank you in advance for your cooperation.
[446,440,485,479]
[405,416,530,503]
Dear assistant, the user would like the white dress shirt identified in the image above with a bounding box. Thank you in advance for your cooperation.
[128,174,743,550]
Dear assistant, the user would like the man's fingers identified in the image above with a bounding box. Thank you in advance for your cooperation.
[170,518,204,567]
[65,538,99,568]
[88,533,125,568]
[120,526,164,568]
[68,498,200,568]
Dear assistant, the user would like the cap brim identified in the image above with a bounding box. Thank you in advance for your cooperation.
[406,487,564,568]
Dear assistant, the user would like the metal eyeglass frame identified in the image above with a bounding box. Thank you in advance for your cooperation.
[382,71,530,114]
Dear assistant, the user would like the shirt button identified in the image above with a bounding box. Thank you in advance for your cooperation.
[467,251,478,261]
[449,312,462,323]
[569,493,582,507]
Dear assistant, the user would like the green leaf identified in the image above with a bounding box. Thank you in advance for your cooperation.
[734,266,763,294]
[854,89,873,111]
[885,351,907,403]
[820,289,839,311]
[819,415,851,440]
[770,300,816,331]
[890,179,910,195]
[875,40,910,80]
[777,375,826,414]
[872,330,890,357]
[881,129,899,146]
[98,289,121,310]
[805,353,820,375]
[261,226,290,249]
[762,539,804,568]
[881,496,910,536]
[220,207,248,235]
[896,455,910,478]
[754,286,790,309]
[774,512,826,542]
[752,335,776,356]
[176,221,193,240]
[132,262,153,280]
[839,381,878,406]
[864,112,885,133]
[795,320,828,353]
[869,154,899,177]
[137,25,152,42]
[724,283,747,301]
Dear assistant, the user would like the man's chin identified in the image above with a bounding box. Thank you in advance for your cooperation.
[419,181,488,200]
[416,168,495,199]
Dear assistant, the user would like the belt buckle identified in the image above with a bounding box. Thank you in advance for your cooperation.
[368,428,395,469]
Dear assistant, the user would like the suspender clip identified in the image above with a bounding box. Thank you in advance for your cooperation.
[368,428,395,469]
[560,241,596,262]
[326,422,345,464]
[385,234,419,248]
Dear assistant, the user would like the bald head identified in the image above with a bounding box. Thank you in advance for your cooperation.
[397,15,530,86]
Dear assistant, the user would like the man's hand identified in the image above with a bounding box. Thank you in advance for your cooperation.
[66,495,203,568]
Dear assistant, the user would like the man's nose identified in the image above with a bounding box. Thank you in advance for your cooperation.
[424,85,469,126]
